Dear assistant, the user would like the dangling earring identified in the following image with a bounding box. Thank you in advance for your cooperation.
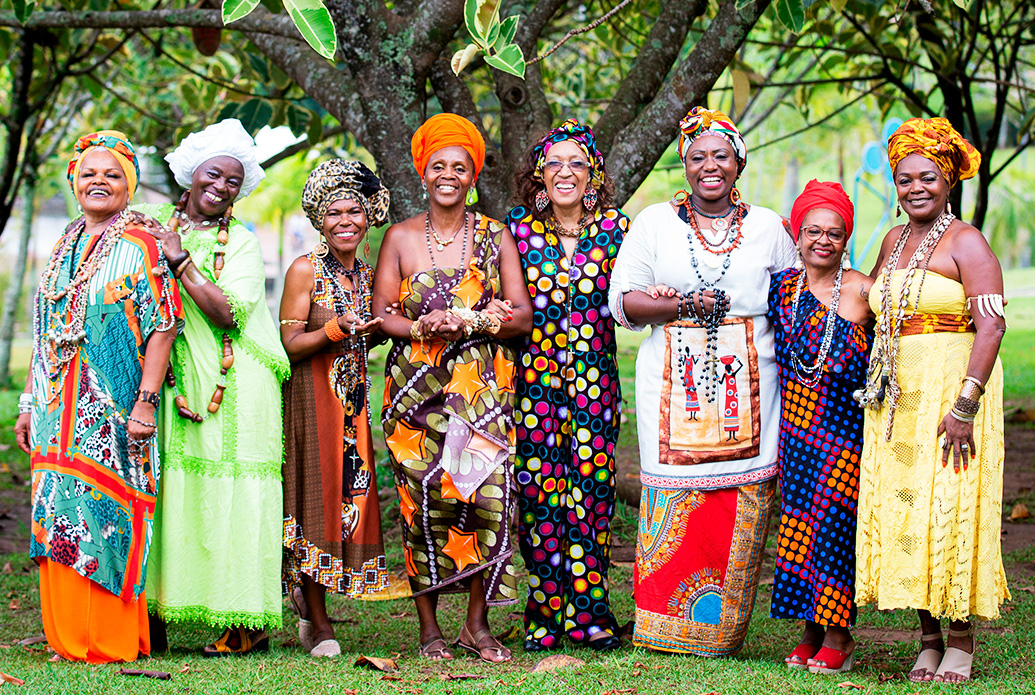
[729,187,742,205]
[794,249,804,270]
[946,201,953,216]
[77,203,83,214]
[841,249,851,270]
[535,189,550,212]
[421,181,428,201]
[670,189,689,207]
[314,239,329,258]
[466,187,477,206]
[364,239,371,259]
[896,205,901,218]
[583,186,598,211]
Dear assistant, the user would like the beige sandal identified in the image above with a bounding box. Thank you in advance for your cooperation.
[418,637,454,660]
[933,628,975,683]
[909,631,944,683]
[457,623,511,663]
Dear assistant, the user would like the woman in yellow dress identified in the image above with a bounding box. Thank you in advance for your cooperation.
[854,118,1009,684]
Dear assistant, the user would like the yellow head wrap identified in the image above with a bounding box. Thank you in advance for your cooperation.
[887,117,980,188]
[67,130,139,201]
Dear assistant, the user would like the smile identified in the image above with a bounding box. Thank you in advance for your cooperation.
[205,192,224,204]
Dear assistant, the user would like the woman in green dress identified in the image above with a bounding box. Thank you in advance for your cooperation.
[139,119,290,655]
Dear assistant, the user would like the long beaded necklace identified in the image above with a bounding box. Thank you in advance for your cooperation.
[675,288,730,404]
[424,210,469,301]
[682,202,745,282]
[854,210,955,440]
[545,216,590,381]
[164,193,237,422]
[547,213,590,239]
[789,265,842,389]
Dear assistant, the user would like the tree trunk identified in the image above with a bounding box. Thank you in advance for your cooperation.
[0,174,36,384]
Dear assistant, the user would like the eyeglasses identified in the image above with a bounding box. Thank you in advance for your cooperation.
[800,226,847,244]
[544,159,589,174]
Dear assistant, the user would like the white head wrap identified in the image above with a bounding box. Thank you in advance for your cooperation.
[164,119,266,199]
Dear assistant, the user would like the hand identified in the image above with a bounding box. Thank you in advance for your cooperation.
[937,413,976,473]
[337,312,385,338]
[645,284,678,299]
[385,302,403,316]
[432,314,465,342]
[145,218,183,259]
[686,289,725,316]
[126,402,157,441]
[483,299,513,323]
[14,413,30,454]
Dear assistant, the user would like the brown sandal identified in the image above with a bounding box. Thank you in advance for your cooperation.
[202,627,270,657]
[456,623,511,663]
[418,637,454,660]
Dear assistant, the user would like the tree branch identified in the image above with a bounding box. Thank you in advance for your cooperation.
[528,0,636,64]
[0,9,298,36]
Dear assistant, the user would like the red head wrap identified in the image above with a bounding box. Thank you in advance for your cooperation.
[410,113,486,182]
[790,180,855,242]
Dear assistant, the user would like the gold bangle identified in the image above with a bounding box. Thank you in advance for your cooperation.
[324,318,346,342]
[279,319,307,326]
[962,375,985,394]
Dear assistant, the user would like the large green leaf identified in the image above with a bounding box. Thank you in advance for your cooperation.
[451,44,482,76]
[484,43,525,79]
[465,0,502,46]
[222,0,261,24]
[284,0,338,60]
[773,0,805,33]
[13,0,35,23]
[235,98,275,133]
[495,15,519,48]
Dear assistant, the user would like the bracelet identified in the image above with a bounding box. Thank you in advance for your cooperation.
[949,408,976,423]
[136,389,161,408]
[324,317,346,343]
[409,321,422,341]
[961,375,985,394]
[958,380,983,402]
[18,392,33,415]
[126,415,156,429]
[173,258,195,279]
[167,250,190,269]
[953,394,981,415]
[279,318,307,326]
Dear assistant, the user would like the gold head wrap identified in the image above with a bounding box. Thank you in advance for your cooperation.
[887,117,980,188]
[301,159,390,231]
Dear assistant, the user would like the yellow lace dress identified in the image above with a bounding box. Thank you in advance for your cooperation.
[856,271,1009,621]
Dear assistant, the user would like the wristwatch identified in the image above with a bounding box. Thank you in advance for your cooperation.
[136,389,161,408]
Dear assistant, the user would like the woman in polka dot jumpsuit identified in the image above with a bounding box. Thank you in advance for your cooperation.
[504,119,627,652]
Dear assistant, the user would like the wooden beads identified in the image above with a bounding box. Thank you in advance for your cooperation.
[170,333,233,422]
[220,333,234,373]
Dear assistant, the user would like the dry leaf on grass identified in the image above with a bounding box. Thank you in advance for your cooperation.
[601,689,637,695]
[877,672,901,683]
[439,674,484,681]
[1,563,11,575]
[379,675,402,681]
[118,669,171,680]
[16,636,46,647]
[7,599,19,611]
[0,672,26,686]
[179,665,192,674]
[836,682,864,689]
[531,654,585,672]
[496,625,522,642]
[354,655,399,672]
[1010,503,1030,521]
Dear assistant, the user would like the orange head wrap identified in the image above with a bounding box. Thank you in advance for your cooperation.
[790,180,855,242]
[410,113,486,182]
[67,130,139,201]
[887,117,980,189]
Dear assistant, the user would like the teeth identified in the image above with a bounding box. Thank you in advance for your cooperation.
[556,184,575,190]
[438,185,457,192]
[701,177,722,183]
[206,192,223,203]
[335,231,355,239]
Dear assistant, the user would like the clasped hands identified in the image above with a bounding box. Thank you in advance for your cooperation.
[406,299,512,341]
[337,311,383,338]
[645,284,723,317]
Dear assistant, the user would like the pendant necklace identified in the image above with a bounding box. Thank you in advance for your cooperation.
[789,266,842,389]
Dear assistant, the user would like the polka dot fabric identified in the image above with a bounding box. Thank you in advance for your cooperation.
[766,268,871,627]
[505,205,627,647]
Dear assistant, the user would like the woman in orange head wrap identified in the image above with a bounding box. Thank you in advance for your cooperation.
[373,113,531,663]
[855,117,1008,684]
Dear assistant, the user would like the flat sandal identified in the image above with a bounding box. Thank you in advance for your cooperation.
[909,631,944,682]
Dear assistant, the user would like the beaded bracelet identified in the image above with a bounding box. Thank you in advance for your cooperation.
[949,408,976,423]
[324,317,346,343]
[127,415,157,429]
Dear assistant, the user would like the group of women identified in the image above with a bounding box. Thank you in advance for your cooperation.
[12,107,1008,684]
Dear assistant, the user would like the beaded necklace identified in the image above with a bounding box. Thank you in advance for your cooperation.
[546,213,590,239]
[424,210,469,302]
[545,215,591,378]
[789,265,842,389]
[685,199,745,255]
[163,192,237,422]
[853,210,955,440]
[673,288,729,404]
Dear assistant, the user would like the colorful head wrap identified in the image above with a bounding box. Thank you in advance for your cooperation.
[410,113,486,181]
[301,159,390,231]
[67,130,139,200]
[165,119,266,199]
[677,107,747,175]
[887,117,980,189]
[530,118,606,189]
[790,179,855,241]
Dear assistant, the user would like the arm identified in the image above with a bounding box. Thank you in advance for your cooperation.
[148,222,235,329]
[373,224,419,341]
[127,328,176,440]
[14,372,31,454]
[493,226,532,339]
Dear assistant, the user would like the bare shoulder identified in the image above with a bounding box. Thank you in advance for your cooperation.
[845,269,874,292]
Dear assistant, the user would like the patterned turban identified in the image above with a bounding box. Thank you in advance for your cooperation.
[530,118,606,189]
[677,107,747,175]
[790,180,855,241]
[410,113,486,181]
[301,159,390,231]
[165,118,266,199]
[67,130,139,200]
[887,117,980,189]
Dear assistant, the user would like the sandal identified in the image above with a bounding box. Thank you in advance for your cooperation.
[202,627,270,657]
[298,619,314,651]
[457,622,512,663]
[909,631,944,683]
[933,627,975,683]
[808,646,854,674]
[418,637,454,660]
[785,642,821,669]
[310,639,341,658]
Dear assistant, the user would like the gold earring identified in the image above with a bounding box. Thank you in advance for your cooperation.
[314,240,329,258]
[364,239,371,258]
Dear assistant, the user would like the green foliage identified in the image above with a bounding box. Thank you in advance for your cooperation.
[12,0,34,23]
[452,0,525,78]
[221,0,337,60]
[221,0,262,24]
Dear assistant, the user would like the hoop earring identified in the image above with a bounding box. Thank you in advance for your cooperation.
[314,240,329,258]
[421,181,427,201]
[466,187,477,206]
[670,189,689,206]
[583,186,598,211]
[535,189,550,212]
[729,187,742,205]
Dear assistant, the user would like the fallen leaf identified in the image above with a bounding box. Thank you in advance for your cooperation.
[379,675,402,681]
[0,672,26,686]
[342,690,359,695]
[1010,503,1030,521]
[118,669,171,680]
[389,612,410,619]
[496,625,521,642]
[877,672,901,683]
[179,664,191,674]
[439,674,484,681]
[531,654,585,672]
[836,682,864,690]
[354,655,399,672]
[2,563,11,575]
[631,670,641,677]
[8,599,19,611]
[1018,586,1035,593]
[16,636,45,647]
[601,690,637,695]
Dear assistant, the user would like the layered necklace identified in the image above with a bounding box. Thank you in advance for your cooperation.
[854,210,955,440]
[36,210,134,404]
[789,265,842,389]
[425,210,469,300]
[429,211,467,251]
[683,198,746,281]
[547,213,590,239]
[164,193,237,422]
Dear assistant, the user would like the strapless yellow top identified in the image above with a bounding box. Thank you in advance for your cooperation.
[869,270,967,316]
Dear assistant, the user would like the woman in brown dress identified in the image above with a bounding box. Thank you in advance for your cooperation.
[279,160,391,657]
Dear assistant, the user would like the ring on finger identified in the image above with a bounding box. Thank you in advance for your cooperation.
[960,444,969,451]
[939,435,948,449]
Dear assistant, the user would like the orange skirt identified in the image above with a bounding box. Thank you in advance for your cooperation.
[39,559,150,663]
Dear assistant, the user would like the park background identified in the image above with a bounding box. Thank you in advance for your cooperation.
[0,0,1033,692]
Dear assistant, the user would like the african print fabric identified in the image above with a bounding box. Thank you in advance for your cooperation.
[506,205,627,646]
[768,268,871,627]
[137,204,288,631]
[29,222,182,601]
[282,253,389,597]
[856,271,1008,621]
[634,480,776,656]
[382,214,519,605]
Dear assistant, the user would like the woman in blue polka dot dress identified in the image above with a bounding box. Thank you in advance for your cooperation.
[768,181,873,674]
[505,119,628,653]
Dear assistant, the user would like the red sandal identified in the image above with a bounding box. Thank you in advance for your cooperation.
[808,646,855,674]
[785,642,820,669]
